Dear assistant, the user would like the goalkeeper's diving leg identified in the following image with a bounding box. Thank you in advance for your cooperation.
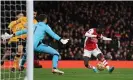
[35,43,64,75]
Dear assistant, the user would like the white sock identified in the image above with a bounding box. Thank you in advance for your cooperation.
[106,66,110,70]
[92,66,96,69]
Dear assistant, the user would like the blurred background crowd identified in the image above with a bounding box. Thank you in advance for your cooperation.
[1,1,133,61]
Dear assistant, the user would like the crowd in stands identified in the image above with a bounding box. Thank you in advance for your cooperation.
[1,1,133,61]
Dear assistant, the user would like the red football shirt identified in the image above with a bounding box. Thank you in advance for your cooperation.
[84,28,98,51]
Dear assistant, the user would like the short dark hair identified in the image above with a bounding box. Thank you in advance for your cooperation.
[37,14,47,22]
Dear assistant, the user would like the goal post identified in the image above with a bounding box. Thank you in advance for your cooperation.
[26,0,34,80]
[1,0,34,80]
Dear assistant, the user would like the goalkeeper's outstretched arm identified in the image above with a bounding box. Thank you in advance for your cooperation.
[45,25,69,44]
[15,29,27,36]
[45,25,61,41]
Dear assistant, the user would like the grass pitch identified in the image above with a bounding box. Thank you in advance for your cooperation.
[1,68,133,80]
[34,68,133,80]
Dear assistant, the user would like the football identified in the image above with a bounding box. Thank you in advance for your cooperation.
[97,62,105,71]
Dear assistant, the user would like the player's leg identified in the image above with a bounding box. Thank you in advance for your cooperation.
[83,49,98,73]
[35,43,64,74]
[18,40,26,71]
[11,45,23,71]
[11,40,24,72]
[1,48,10,66]
[93,48,114,73]
[83,49,92,68]
[19,53,26,71]
[97,53,114,73]
[1,40,11,66]
[1,49,7,66]
[7,42,18,72]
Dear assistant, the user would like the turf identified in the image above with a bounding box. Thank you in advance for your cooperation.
[1,69,26,80]
[1,68,133,80]
[34,68,133,80]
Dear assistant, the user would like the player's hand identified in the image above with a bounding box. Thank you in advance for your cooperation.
[1,32,13,40]
[60,39,69,44]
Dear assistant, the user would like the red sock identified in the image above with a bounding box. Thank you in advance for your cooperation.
[102,60,108,67]
[101,59,110,70]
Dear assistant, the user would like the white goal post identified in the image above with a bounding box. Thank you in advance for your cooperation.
[26,0,34,80]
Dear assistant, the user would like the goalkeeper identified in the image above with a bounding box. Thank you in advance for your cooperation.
[2,14,69,74]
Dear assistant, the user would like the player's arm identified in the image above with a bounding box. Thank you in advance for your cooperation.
[8,21,16,29]
[15,23,38,36]
[85,30,112,40]
[101,35,112,40]
[45,25,61,40]
[45,25,69,44]
[14,21,36,36]
[15,29,27,36]
[8,21,14,29]
[8,18,22,28]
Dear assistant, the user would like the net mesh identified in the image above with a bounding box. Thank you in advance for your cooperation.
[1,1,27,80]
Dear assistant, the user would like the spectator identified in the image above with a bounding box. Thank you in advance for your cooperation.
[1,1,133,60]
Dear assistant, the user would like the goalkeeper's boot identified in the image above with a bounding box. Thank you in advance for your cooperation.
[52,69,64,75]
[109,66,114,73]
[92,68,99,73]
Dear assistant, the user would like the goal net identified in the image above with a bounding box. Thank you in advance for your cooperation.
[1,1,28,80]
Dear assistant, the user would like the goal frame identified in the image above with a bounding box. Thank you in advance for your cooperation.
[26,0,34,80]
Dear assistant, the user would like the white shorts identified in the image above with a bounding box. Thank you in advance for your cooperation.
[83,48,102,58]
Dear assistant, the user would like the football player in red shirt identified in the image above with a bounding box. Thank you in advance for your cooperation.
[83,28,114,73]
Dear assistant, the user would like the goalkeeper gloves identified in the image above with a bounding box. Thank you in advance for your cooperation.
[60,39,69,44]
